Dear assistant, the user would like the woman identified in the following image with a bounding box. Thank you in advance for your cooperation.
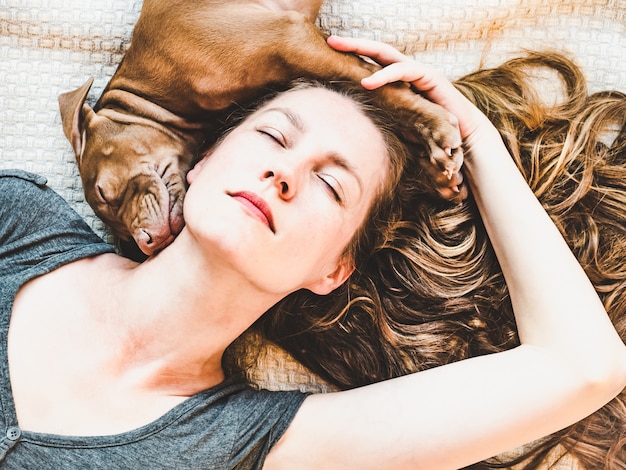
[0,38,624,469]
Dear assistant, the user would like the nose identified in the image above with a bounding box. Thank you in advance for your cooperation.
[263,165,297,200]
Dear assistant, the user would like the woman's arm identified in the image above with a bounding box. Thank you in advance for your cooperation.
[264,38,626,470]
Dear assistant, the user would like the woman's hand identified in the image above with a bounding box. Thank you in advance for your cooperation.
[327,35,496,149]
[327,35,506,203]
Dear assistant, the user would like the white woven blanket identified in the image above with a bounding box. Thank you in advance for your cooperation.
[0,0,626,235]
[2,0,624,232]
[2,1,624,467]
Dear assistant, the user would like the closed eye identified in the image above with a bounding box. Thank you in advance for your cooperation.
[257,127,286,147]
[317,173,343,204]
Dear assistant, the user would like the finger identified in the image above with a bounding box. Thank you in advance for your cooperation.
[384,65,478,124]
[327,35,407,66]
[327,36,455,99]
[361,62,430,90]
[363,61,463,108]
[328,35,486,138]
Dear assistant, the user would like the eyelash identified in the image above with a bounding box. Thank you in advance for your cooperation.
[258,128,285,147]
[317,173,342,203]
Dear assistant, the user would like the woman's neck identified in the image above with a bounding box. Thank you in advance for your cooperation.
[93,228,282,394]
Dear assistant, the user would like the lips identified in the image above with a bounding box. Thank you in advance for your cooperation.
[230,191,275,233]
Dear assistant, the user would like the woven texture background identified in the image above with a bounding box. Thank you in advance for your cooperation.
[1,1,625,467]
[1,0,625,235]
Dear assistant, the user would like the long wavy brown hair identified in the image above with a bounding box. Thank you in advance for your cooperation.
[228,51,625,469]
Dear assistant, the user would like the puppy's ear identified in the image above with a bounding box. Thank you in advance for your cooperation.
[58,78,95,159]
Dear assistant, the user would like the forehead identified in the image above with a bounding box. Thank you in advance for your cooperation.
[263,86,369,126]
[255,86,389,188]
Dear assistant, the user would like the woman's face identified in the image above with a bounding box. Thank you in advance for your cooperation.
[184,86,389,296]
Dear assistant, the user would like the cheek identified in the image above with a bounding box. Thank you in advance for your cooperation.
[182,184,221,239]
[292,208,355,264]
[196,134,261,175]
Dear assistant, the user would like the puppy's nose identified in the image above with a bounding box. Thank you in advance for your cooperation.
[135,228,173,256]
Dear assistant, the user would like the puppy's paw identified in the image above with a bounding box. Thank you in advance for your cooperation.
[380,84,467,203]
[417,155,468,204]
[420,109,465,199]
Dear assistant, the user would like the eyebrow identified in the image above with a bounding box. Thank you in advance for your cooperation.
[261,107,364,194]
[263,107,306,133]
[325,151,363,195]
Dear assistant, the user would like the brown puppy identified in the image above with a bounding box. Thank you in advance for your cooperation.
[59,0,464,258]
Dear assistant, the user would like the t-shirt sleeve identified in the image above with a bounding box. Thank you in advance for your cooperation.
[226,387,308,470]
[0,169,114,275]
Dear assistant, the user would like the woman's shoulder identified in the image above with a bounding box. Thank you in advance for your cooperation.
[0,169,49,196]
[0,169,62,218]
[0,168,89,225]
[0,169,114,277]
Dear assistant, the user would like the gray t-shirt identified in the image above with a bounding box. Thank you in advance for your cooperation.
[0,170,307,469]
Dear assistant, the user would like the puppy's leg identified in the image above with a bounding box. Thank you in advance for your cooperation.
[264,0,325,22]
